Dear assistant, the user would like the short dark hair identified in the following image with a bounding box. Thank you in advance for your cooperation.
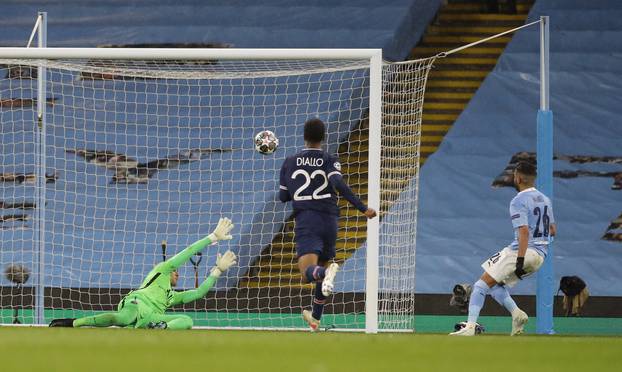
[515,161,537,177]
[304,118,325,143]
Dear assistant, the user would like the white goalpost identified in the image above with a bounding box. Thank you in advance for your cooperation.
[0,13,432,333]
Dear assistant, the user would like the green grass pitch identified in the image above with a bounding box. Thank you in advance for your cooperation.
[1,327,621,372]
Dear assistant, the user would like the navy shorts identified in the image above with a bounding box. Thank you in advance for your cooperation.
[294,210,338,261]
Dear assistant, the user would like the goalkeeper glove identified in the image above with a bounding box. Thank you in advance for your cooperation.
[208,217,234,242]
[514,257,526,279]
[210,250,237,278]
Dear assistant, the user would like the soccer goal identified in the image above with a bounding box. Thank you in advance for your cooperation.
[0,24,433,333]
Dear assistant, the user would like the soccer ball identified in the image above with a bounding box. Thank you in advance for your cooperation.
[254,130,279,155]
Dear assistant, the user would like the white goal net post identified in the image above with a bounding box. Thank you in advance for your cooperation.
[0,47,434,333]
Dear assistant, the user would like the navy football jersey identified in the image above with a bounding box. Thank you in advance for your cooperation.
[279,148,366,216]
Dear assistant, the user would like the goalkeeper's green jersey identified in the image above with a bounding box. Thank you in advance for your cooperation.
[125,235,218,313]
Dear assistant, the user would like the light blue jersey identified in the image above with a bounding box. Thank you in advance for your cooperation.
[509,187,555,257]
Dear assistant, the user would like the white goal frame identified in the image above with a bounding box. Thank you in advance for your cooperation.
[0,45,384,333]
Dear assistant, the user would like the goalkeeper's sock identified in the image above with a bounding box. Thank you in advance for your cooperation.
[304,265,326,283]
[165,316,194,330]
[489,285,518,313]
[467,280,490,324]
[312,282,327,321]
[73,308,137,327]
[73,313,117,327]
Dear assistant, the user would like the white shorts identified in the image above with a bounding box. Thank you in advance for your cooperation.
[481,247,544,287]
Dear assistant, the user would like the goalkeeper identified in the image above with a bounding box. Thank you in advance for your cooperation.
[49,218,236,330]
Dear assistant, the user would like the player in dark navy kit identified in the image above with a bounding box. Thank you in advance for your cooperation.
[279,118,377,331]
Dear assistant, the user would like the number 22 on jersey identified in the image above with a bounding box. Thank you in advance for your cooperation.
[291,169,331,201]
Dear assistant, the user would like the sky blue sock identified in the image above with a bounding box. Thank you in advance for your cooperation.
[467,280,490,324]
[489,285,518,313]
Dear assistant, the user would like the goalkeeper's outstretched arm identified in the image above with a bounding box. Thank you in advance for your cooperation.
[171,250,237,305]
[161,217,234,273]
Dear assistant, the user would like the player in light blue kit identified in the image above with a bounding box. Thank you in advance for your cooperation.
[450,161,557,336]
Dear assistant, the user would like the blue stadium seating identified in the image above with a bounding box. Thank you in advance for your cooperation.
[0,0,441,61]
[5,0,620,298]
[0,0,441,289]
[413,0,622,296]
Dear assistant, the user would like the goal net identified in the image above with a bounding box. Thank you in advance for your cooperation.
[0,49,433,332]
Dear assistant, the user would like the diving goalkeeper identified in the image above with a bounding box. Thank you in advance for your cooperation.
[49,217,236,330]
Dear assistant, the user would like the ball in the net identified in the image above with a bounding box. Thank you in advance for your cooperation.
[254,130,279,155]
